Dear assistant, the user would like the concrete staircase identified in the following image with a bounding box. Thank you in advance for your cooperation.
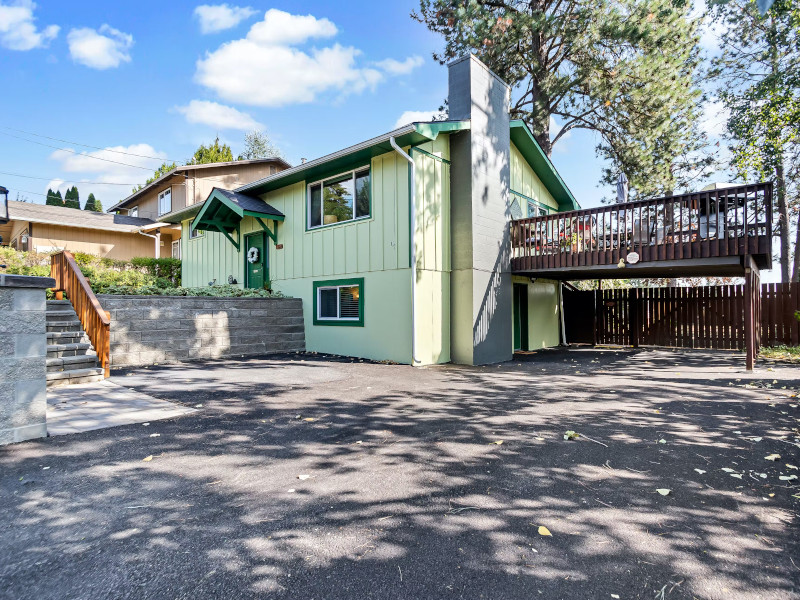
[46,299,105,387]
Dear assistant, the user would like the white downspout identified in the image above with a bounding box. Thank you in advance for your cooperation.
[137,229,161,259]
[389,136,420,366]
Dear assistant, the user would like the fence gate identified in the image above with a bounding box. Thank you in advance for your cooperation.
[563,283,798,351]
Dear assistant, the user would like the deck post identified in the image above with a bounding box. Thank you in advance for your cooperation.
[744,255,761,371]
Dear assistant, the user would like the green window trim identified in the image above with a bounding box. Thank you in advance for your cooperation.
[312,277,365,327]
[306,166,372,232]
[511,189,557,216]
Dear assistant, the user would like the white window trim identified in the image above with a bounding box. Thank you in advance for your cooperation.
[172,239,181,259]
[316,284,360,321]
[189,226,204,240]
[158,188,172,216]
[129,206,138,218]
[306,166,371,230]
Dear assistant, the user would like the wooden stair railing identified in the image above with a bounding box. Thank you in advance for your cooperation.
[50,250,111,377]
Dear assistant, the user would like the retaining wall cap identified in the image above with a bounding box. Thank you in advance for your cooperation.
[0,274,55,289]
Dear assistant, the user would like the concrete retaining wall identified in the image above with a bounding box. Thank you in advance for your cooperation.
[98,295,305,368]
[0,274,53,445]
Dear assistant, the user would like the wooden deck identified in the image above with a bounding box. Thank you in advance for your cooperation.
[510,183,773,279]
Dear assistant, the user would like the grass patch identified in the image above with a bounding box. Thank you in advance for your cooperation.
[760,345,800,363]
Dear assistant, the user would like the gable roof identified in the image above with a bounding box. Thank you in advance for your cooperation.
[5,199,157,232]
[106,156,292,214]
[509,120,580,211]
[237,121,470,196]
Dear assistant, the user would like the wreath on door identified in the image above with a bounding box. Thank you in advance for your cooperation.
[247,247,260,264]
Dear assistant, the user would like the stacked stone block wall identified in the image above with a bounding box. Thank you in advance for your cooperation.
[98,295,305,368]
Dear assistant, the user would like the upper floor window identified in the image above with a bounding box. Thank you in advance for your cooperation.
[129,206,138,218]
[307,167,370,229]
[158,188,172,216]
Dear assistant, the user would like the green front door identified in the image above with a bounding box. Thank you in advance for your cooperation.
[245,232,267,289]
[513,283,529,351]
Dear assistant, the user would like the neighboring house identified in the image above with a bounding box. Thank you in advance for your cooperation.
[180,55,579,367]
[0,200,169,260]
[107,157,290,259]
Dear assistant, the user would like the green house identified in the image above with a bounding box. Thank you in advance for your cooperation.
[178,55,579,366]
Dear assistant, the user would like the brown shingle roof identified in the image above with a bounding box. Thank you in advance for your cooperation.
[6,200,157,232]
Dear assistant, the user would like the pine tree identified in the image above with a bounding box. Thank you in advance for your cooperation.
[190,136,234,165]
[709,0,800,282]
[64,185,81,209]
[84,192,102,212]
[413,0,712,199]
[45,189,63,206]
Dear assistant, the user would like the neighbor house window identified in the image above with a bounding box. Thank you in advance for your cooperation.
[307,167,370,229]
[190,227,204,239]
[158,188,172,216]
[313,278,364,326]
[129,206,138,217]
[172,240,181,259]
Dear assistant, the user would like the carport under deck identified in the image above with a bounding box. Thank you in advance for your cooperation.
[510,183,773,369]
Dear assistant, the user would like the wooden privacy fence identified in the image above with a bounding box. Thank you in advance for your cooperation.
[564,283,799,350]
[50,250,111,377]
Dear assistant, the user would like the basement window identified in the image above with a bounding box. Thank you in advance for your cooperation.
[313,278,364,326]
[307,167,370,229]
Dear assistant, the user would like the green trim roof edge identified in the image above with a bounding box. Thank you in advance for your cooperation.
[509,120,580,212]
[238,121,470,197]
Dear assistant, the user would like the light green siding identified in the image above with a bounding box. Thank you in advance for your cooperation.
[510,142,558,217]
[512,276,561,350]
[411,137,451,364]
[181,141,452,365]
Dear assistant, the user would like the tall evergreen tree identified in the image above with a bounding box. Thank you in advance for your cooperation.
[709,0,800,282]
[414,0,711,199]
[190,136,234,165]
[64,185,81,209]
[45,189,63,206]
[84,192,102,212]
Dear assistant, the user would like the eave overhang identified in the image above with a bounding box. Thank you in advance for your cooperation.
[237,120,470,197]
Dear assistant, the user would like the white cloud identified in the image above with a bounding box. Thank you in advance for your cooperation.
[376,56,424,76]
[194,4,257,34]
[176,99,263,131]
[49,144,167,205]
[0,1,58,51]
[393,110,444,129]
[550,115,572,152]
[67,24,133,70]
[699,99,729,138]
[195,9,419,107]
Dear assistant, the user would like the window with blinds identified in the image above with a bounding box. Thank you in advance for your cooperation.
[313,279,364,326]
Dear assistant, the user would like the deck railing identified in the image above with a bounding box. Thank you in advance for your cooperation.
[50,250,111,377]
[511,183,773,272]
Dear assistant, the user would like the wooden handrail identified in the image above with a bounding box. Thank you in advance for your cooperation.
[50,250,111,377]
[510,182,773,272]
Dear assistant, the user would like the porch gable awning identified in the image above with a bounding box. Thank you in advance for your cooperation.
[190,188,285,251]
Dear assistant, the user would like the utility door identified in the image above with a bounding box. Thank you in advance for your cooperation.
[245,231,267,289]
[513,283,529,351]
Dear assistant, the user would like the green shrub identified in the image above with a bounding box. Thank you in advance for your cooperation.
[0,247,52,276]
[100,284,284,298]
[129,257,181,285]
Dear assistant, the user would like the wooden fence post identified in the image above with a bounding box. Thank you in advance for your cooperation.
[629,288,640,348]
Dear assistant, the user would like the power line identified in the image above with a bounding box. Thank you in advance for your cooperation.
[0,126,187,163]
[0,170,137,186]
[0,130,160,171]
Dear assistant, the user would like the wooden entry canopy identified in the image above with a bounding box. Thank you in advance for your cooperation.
[190,187,284,251]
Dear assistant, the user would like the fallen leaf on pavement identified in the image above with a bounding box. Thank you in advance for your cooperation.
[765,454,781,461]
[722,468,736,473]
[142,456,153,462]
[564,431,579,441]
[694,469,706,474]
[787,464,798,470]
[779,475,798,482]
[538,526,552,536]
[297,474,310,480]
[656,489,671,496]
[491,440,504,445]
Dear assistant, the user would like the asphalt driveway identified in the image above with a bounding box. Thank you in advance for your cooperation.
[1,349,799,600]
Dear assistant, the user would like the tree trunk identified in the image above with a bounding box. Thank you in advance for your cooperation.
[775,158,791,283]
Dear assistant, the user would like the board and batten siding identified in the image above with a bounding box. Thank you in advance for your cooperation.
[510,142,558,217]
[180,138,452,365]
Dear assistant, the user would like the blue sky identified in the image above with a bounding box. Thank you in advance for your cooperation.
[0,0,629,212]
[0,0,729,214]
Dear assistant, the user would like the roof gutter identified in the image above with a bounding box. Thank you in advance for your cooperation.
[135,228,161,259]
[389,136,420,367]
